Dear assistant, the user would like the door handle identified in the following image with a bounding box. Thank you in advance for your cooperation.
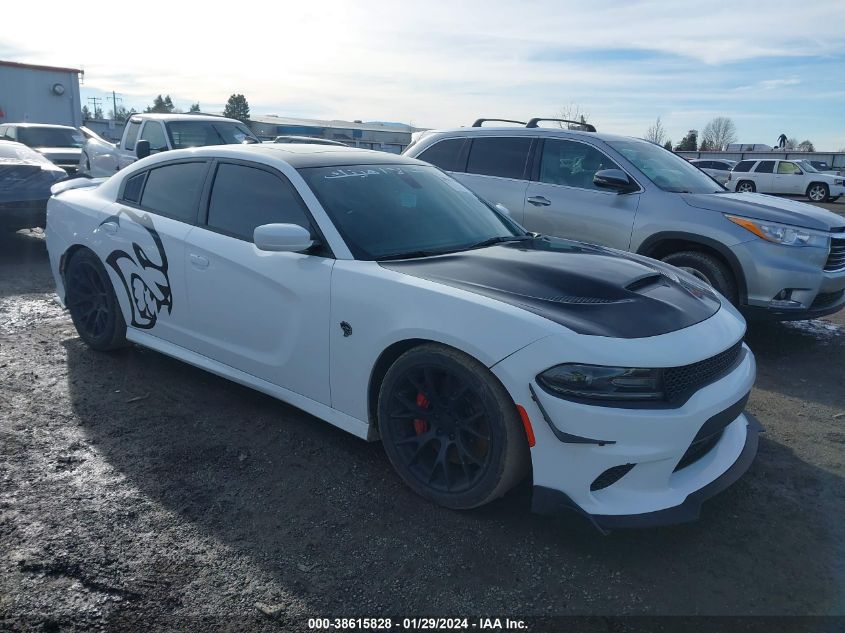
[189,253,210,270]
[527,196,551,207]
[100,221,118,235]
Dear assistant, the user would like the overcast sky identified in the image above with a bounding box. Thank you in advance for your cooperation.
[4,0,845,149]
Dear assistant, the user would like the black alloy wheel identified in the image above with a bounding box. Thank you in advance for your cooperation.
[65,250,127,351]
[378,344,528,509]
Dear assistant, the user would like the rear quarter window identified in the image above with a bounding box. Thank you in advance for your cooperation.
[733,161,754,172]
[417,138,466,172]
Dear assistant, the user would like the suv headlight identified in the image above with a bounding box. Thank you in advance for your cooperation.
[537,364,664,402]
[725,215,829,247]
[835,179,844,186]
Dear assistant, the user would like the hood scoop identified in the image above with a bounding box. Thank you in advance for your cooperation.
[625,273,665,292]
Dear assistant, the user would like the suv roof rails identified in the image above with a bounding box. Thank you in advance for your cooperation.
[525,118,596,132]
[471,118,527,127]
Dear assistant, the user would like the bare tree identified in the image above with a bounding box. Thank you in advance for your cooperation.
[797,140,815,152]
[700,117,737,151]
[645,117,667,145]
[785,137,798,150]
[556,103,591,129]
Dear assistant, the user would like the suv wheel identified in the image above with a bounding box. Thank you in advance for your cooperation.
[736,180,755,193]
[806,183,830,203]
[661,251,738,304]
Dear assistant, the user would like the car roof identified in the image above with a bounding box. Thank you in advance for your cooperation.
[152,143,428,169]
[3,123,78,129]
[418,126,636,144]
[128,113,244,123]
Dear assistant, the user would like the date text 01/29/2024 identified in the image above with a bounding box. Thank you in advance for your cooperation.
[307,618,528,630]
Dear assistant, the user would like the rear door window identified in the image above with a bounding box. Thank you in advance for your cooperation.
[206,163,312,241]
[466,137,531,179]
[417,138,466,172]
[139,161,208,223]
[754,161,775,173]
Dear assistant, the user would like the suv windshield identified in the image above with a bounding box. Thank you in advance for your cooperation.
[18,127,84,148]
[165,121,258,149]
[299,164,524,260]
[607,139,724,193]
[796,160,819,173]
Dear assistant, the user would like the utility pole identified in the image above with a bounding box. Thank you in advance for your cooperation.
[111,91,122,120]
[87,97,103,119]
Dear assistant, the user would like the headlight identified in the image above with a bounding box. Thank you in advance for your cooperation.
[725,215,828,247]
[537,364,664,402]
[835,179,844,186]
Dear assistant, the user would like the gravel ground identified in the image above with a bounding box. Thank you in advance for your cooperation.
[1,225,844,632]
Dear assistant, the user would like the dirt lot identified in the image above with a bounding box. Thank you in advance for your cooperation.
[1,215,845,631]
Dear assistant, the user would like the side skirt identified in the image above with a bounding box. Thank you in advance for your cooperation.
[126,329,372,440]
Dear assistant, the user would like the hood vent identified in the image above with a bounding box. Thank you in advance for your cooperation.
[625,273,665,292]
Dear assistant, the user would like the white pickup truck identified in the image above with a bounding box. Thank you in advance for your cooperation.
[80,113,259,177]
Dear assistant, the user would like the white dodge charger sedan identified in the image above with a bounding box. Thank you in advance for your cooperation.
[46,144,759,530]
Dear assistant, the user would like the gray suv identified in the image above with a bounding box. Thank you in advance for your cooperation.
[404,120,845,320]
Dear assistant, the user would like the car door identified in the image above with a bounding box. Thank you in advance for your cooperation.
[749,160,775,192]
[181,160,333,405]
[773,160,805,194]
[99,160,207,344]
[449,136,533,223]
[522,138,640,250]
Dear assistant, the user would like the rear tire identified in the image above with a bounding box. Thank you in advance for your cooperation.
[736,180,755,193]
[806,183,830,203]
[661,251,738,304]
[377,343,529,509]
[65,249,128,351]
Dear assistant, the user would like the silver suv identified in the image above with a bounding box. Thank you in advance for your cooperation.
[404,119,845,320]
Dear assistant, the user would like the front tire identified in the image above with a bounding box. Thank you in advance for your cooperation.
[661,251,738,304]
[806,183,830,203]
[377,343,529,509]
[65,249,127,351]
[736,180,755,193]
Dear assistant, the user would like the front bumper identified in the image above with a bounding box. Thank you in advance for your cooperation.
[532,413,762,531]
[731,239,845,320]
[491,309,756,528]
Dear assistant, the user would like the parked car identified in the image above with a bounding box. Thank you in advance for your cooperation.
[804,160,842,176]
[80,114,260,177]
[273,135,347,146]
[404,120,845,321]
[0,123,85,174]
[728,158,844,202]
[46,144,759,529]
[0,140,67,230]
[689,158,737,185]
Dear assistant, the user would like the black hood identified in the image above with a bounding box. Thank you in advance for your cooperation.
[380,237,721,338]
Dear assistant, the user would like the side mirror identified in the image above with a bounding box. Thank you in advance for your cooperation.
[254,223,314,252]
[135,140,151,160]
[593,169,637,193]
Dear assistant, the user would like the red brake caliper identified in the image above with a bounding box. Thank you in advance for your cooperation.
[413,392,430,435]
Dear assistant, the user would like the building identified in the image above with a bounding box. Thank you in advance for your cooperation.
[0,60,83,128]
[248,115,419,153]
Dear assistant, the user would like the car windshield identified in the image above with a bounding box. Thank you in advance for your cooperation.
[17,127,85,148]
[608,139,724,193]
[796,160,819,173]
[165,121,258,149]
[299,164,525,260]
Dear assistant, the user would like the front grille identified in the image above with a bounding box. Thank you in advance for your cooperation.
[590,464,635,491]
[811,289,845,309]
[826,237,845,272]
[664,341,743,403]
[674,430,724,472]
